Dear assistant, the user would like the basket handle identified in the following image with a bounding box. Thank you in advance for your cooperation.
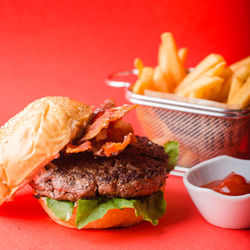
[105,69,138,88]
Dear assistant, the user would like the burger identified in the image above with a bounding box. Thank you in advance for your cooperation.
[0,96,177,229]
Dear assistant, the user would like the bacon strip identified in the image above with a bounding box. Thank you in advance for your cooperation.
[66,141,92,154]
[96,133,136,157]
[65,132,136,157]
[65,104,137,157]
[80,104,136,142]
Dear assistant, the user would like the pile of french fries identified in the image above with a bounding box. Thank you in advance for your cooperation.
[132,32,250,109]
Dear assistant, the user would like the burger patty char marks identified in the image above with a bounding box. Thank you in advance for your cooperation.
[30,137,169,201]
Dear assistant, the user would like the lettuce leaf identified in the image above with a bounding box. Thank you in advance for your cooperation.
[134,191,166,226]
[46,197,74,221]
[45,191,166,229]
[75,198,134,229]
[164,141,179,169]
[76,191,166,229]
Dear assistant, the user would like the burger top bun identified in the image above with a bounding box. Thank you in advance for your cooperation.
[0,96,92,205]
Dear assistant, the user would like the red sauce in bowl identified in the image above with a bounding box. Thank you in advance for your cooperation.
[201,172,250,196]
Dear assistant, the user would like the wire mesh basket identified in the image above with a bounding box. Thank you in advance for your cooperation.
[106,70,250,169]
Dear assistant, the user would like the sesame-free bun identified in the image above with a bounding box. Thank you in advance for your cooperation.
[0,97,92,205]
[39,197,143,229]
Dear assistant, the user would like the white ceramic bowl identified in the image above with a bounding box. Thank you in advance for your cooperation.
[183,155,250,229]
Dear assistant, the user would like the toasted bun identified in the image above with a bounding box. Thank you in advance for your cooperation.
[39,197,143,229]
[0,97,92,205]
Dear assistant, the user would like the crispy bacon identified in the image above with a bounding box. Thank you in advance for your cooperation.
[95,133,136,157]
[107,119,134,142]
[64,103,137,157]
[80,104,136,142]
[87,99,116,125]
[66,141,92,154]
[65,132,136,157]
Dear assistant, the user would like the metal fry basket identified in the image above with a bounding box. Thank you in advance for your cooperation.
[106,70,250,169]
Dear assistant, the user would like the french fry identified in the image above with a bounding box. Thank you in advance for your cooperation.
[234,65,250,82]
[158,32,186,91]
[202,62,226,101]
[153,66,170,92]
[158,45,175,92]
[178,48,188,65]
[174,54,225,93]
[133,32,249,109]
[132,67,154,95]
[204,80,225,101]
[230,56,250,72]
[134,58,144,78]
[220,67,233,80]
[227,76,250,108]
[204,61,226,77]
[190,78,224,100]
[176,76,224,100]
[218,67,234,102]
[227,76,244,103]
[221,65,250,103]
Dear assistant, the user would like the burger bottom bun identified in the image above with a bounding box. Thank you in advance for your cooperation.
[39,198,143,229]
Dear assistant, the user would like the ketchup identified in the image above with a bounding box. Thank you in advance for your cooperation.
[201,172,250,196]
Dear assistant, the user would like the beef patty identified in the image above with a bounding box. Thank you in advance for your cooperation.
[30,137,169,201]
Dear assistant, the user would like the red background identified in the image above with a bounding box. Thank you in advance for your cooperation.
[0,1,249,249]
